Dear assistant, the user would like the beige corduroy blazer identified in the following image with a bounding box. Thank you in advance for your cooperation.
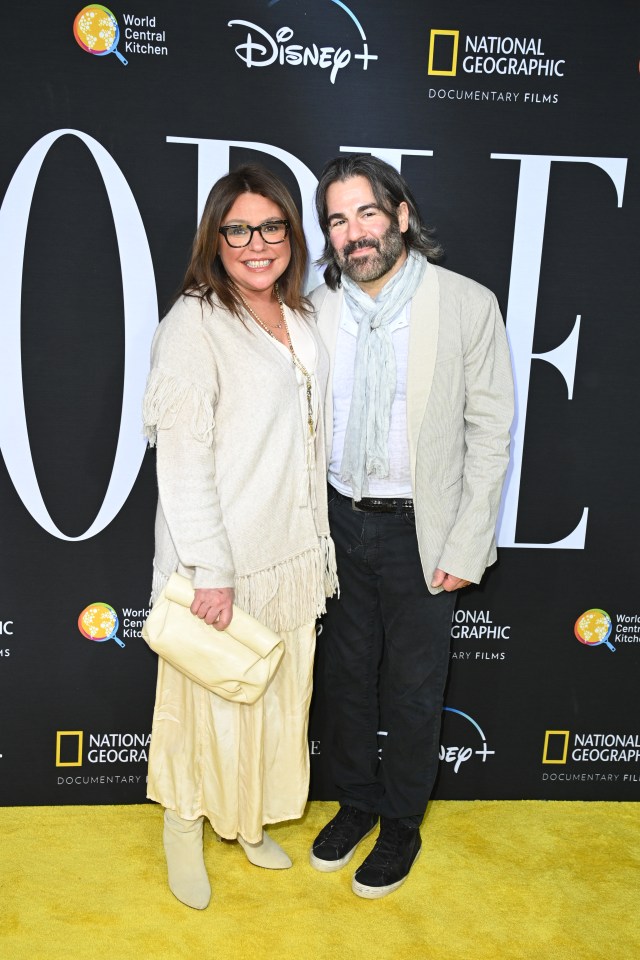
[311,261,514,594]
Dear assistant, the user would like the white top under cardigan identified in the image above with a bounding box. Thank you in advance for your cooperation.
[143,294,338,633]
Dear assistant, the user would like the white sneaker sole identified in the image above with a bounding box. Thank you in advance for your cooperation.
[351,845,421,899]
[309,825,377,873]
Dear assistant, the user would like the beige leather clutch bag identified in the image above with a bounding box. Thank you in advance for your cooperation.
[142,572,284,704]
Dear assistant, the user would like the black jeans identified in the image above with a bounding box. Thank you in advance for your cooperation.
[323,488,456,823]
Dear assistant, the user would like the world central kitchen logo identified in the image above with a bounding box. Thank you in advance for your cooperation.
[78,602,125,649]
[73,5,168,62]
[228,0,378,84]
[574,609,615,653]
[428,28,565,77]
[73,5,128,64]
[77,602,150,650]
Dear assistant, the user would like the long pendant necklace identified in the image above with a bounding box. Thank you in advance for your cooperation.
[239,285,315,437]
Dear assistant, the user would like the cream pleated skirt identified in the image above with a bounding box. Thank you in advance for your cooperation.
[146,621,316,843]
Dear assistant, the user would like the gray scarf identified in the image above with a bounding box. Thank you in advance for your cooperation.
[340,250,426,500]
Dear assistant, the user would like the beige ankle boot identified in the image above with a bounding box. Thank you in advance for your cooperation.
[163,810,211,909]
[237,830,292,869]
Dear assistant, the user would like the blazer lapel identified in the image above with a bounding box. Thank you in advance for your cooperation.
[407,265,440,487]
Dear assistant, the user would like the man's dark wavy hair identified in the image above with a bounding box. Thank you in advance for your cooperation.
[315,154,442,290]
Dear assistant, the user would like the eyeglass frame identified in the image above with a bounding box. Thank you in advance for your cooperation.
[218,219,291,247]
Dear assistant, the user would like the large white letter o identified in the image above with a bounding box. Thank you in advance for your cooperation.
[0,129,158,540]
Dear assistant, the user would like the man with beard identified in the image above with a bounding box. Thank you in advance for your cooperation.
[309,155,514,898]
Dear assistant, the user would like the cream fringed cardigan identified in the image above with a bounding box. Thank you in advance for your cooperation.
[143,294,338,633]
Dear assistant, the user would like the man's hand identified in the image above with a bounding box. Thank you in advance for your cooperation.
[191,587,235,631]
[431,568,471,592]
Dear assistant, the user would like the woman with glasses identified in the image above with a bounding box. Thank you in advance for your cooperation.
[142,165,338,909]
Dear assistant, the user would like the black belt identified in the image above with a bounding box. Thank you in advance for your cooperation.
[331,486,414,514]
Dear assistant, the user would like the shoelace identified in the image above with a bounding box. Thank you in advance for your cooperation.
[321,807,372,843]
[326,808,362,834]
[367,823,414,865]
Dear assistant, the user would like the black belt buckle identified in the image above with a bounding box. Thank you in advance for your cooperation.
[351,496,413,515]
[351,496,383,512]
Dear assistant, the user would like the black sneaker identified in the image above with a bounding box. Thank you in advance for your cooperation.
[310,805,378,873]
[352,817,422,898]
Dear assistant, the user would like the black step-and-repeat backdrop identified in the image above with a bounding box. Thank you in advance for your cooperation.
[1,1,638,806]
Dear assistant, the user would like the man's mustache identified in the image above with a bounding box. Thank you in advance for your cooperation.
[343,238,380,257]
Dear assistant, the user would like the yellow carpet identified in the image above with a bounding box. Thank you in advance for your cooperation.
[1,801,638,960]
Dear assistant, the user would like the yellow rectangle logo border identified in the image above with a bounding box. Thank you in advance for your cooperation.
[56,730,83,767]
[428,29,459,76]
[542,730,570,765]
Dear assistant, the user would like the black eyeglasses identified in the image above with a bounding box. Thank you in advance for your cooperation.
[218,219,290,247]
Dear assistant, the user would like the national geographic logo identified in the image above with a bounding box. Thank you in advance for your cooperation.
[428,28,565,78]
[450,608,510,662]
[0,619,13,659]
[542,730,640,765]
[55,730,150,766]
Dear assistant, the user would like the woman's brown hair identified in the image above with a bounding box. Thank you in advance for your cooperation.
[179,164,310,315]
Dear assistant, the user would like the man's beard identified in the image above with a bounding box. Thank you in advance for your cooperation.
[337,221,405,284]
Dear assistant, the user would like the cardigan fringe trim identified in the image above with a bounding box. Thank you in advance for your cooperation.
[143,368,214,448]
[150,537,338,633]
[321,533,340,600]
[235,535,338,633]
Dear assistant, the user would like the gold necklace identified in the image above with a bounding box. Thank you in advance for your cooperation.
[240,286,315,437]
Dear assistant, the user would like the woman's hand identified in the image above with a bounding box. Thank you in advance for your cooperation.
[191,587,235,631]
